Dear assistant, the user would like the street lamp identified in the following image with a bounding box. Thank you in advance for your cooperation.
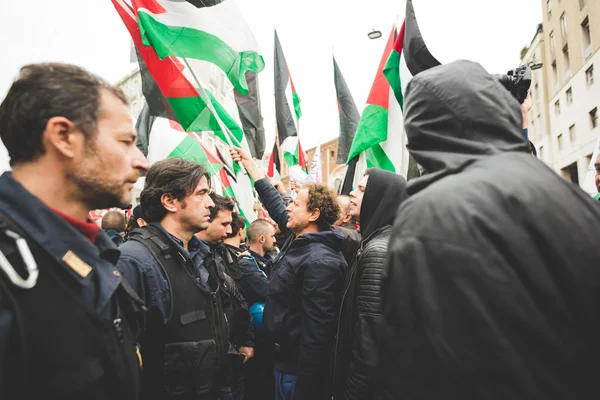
[528,60,543,70]
[368,29,382,40]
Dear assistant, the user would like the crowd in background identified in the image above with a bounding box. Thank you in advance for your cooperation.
[2,60,600,400]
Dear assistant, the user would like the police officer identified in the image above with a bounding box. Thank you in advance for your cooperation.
[118,158,236,400]
[0,63,150,399]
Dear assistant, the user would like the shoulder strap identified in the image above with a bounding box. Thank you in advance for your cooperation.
[128,226,179,321]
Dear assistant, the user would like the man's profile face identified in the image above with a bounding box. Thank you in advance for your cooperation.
[285,188,312,233]
[205,210,233,244]
[335,196,352,226]
[68,90,149,209]
[348,175,369,222]
[262,224,277,252]
[177,176,214,231]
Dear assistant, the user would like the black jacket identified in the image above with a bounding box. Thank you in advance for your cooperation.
[255,178,348,400]
[333,169,407,400]
[225,244,269,305]
[379,60,600,399]
[0,172,142,400]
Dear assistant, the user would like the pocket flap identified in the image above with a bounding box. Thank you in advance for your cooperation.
[180,310,206,325]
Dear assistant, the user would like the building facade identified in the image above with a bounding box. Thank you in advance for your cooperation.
[533,0,600,185]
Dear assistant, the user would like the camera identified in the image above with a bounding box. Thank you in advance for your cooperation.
[494,65,532,104]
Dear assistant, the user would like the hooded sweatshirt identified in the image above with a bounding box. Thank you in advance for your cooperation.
[333,168,407,400]
[379,60,600,400]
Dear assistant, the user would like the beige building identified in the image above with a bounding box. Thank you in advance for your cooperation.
[532,0,600,185]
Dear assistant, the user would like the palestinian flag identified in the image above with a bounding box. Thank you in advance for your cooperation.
[333,57,361,195]
[113,0,249,139]
[346,26,407,185]
[403,0,441,77]
[144,117,256,223]
[267,141,281,180]
[274,30,307,174]
[234,71,266,159]
[133,0,264,95]
[334,56,360,165]
[281,136,308,182]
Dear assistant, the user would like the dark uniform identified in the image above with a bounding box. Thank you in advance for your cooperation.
[0,172,143,400]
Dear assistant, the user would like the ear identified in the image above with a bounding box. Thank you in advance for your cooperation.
[43,116,82,159]
[343,213,353,224]
[308,208,321,223]
[259,235,266,244]
[161,193,178,213]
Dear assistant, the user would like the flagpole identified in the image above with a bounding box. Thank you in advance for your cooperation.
[182,57,256,206]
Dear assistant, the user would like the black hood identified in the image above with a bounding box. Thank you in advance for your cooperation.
[360,169,408,238]
[403,60,530,195]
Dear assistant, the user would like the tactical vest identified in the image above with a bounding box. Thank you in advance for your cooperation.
[0,216,143,400]
[129,227,230,399]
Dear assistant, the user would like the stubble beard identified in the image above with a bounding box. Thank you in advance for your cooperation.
[67,147,131,210]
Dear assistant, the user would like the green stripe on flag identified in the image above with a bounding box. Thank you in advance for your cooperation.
[293,91,302,120]
[169,135,224,175]
[365,144,395,172]
[138,11,265,95]
[346,104,389,163]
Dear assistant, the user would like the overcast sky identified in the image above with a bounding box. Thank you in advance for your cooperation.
[0,0,543,169]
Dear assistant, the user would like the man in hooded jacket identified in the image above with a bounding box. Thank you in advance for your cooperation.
[378,59,600,399]
[332,168,407,400]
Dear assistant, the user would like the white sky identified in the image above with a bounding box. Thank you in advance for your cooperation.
[0,0,542,169]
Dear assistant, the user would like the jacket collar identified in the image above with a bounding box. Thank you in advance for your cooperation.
[0,172,121,312]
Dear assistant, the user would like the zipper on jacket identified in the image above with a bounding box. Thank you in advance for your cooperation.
[210,291,222,367]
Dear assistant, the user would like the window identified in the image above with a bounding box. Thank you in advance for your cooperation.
[555,100,561,116]
[590,107,598,129]
[586,65,594,86]
[582,17,592,58]
[558,133,564,149]
[539,145,545,160]
[552,62,558,86]
[569,124,576,142]
[566,87,573,104]
[560,13,567,38]
[550,31,556,54]
[561,162,579,184]
[581,0,588,9]
[547,0,552,19]
[563,45,571,72]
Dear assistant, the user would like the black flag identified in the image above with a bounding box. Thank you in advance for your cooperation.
[404,0,441,76]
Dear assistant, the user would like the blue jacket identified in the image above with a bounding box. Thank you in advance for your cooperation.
[224,244,269,305]
[0,172,124,390]
[116,223,212,327]
[254,178,348,400]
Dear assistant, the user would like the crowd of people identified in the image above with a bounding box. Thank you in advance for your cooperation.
[2,59,600,400]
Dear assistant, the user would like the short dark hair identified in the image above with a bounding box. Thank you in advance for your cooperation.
[305,184,341,231]
[101,210,127,232]
[247,219,274,243]
[0,63,127,166]
[226,212,247,239]
[209,193,235,221]
[141,158,209,223]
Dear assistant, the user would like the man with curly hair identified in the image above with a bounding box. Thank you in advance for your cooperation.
[230,147,348,400]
